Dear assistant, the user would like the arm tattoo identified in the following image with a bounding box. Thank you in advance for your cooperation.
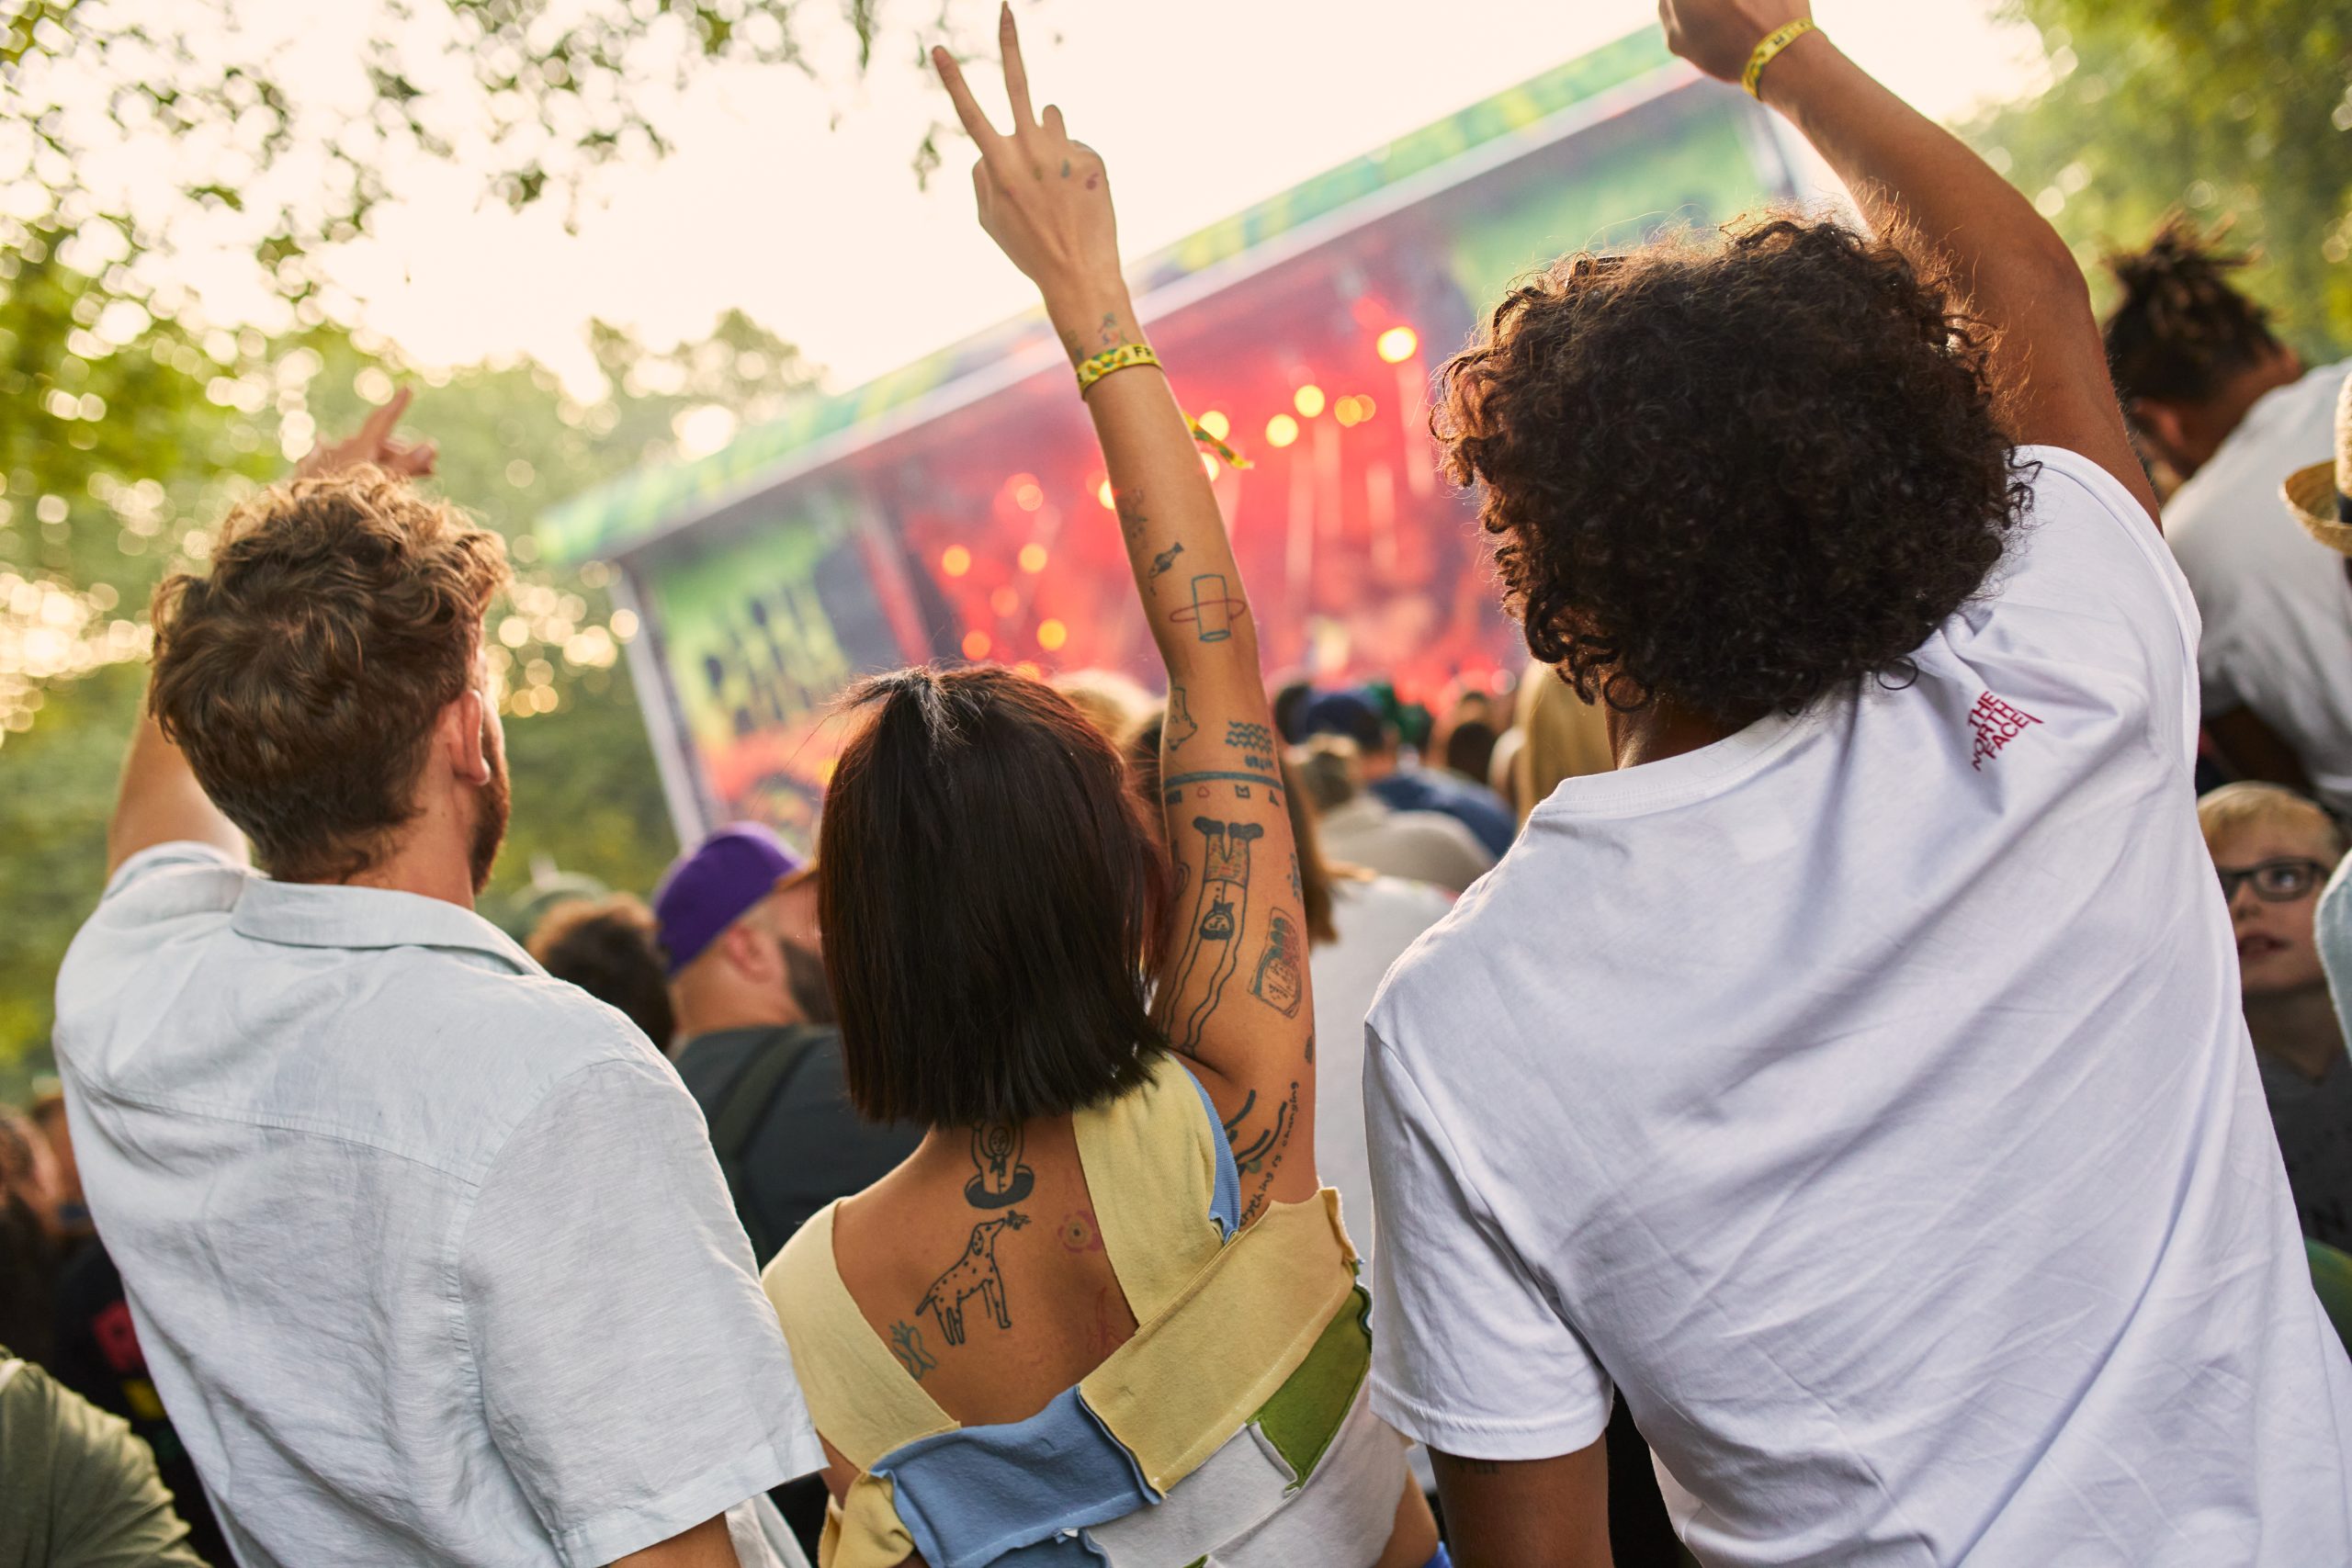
[1165,684,1198,750]
[914,1211,1030,1347]
[1114,487,1148,543]
[1096,310,1123,350]
[1220,1089,1257,1142]
[1163,768,1283,805]
[1148,539,1184,581]
[1168,816,1262,1054]
[966,1121,1035,1208]
[1250,909,1304,1018]
[888,1320,939,1381]
[1060,157,1072,178]
[1228,1080,1299,1224]
[1224,720,1274,773]
[1168,571,1247,644]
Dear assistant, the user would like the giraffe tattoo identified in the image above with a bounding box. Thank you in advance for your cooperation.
[917,1211,1030,1347]
[1170,817,1262,1053]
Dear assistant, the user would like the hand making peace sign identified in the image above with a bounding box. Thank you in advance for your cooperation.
[931,6,1122,331]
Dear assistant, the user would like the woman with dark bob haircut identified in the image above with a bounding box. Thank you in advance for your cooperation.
[1360,3,2351,1565]
[758,15,1439,1568]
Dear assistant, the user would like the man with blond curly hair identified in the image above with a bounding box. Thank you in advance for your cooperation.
[52,395,819,1567]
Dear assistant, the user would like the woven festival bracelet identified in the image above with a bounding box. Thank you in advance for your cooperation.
[1741,17,1819,97]
[1075,342,1160,396]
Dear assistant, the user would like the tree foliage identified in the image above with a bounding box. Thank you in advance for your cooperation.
[0,0,1026,1093]
[3,0,967,287]
[1967,0,2352,357]
[0,232,820,1094]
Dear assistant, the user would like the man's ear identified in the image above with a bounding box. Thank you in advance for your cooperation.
[439,688,492,787]
[718,919,783,983]
[2127,399,2189,475]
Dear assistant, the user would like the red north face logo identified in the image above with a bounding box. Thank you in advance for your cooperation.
[1969,691,2042,771]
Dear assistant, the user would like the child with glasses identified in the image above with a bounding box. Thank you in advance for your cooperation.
[2199,782,2352,1250]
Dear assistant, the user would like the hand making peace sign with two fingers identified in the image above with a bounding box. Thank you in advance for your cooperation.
[931,6,1124,349]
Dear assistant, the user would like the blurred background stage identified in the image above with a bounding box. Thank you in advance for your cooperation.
[535,28,1800,849]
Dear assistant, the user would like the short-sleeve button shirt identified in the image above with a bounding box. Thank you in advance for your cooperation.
[52,843,822,1567]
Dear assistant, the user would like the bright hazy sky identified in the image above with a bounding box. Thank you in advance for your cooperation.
[276,0,2040,399]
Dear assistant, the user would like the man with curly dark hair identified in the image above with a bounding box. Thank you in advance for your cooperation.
[1361,3,2352,1564]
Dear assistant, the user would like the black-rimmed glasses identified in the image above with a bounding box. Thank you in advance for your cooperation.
[2215,857,2331,904]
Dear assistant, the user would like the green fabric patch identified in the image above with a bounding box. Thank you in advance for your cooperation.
[2311,1240,2352,1354]
[1249,1285,1372,1488]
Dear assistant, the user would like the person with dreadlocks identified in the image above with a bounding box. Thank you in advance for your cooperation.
[2105,218,2352,808]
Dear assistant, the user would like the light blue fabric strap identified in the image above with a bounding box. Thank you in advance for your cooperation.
[875,1385,1153,1568]
[1177,1062,1243,1240]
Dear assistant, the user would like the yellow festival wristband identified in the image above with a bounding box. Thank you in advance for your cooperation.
[1075,341,1160,396]
[1742,18,1818,97]
[1073,342,1254,468]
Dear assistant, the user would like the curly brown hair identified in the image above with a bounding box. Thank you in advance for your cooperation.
[1435,216,2025,725]
[150,468,510,882]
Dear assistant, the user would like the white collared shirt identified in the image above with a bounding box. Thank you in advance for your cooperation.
[53,843,821,1567]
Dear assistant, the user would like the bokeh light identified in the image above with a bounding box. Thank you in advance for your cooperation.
[1376,326,1419,364]
[962,629,992,660]
[1265,414,1300,448]
[942,544,973,577]
[1037,618,1069,651]
[1196,410,1230,441]
[1294,385,1326,418]
[1018,543,1048,573]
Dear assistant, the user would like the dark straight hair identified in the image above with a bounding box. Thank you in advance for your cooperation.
[820,665,1170,1127]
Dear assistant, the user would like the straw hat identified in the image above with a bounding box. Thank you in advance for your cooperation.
[2283,371,2352,555]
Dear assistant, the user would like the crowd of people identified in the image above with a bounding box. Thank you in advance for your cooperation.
[6,0,2352,1562]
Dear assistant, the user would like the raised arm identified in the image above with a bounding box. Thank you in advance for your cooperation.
[1660,0,2161,524]
[933,8,1316,1222]
[107,389,437,877]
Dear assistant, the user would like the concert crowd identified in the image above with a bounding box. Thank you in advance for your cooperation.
[4,2,2351,1564]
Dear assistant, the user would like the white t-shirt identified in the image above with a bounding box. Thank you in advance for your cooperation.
[1315,796,1495,894]
[53,845,820,1567]
[1308,874,1457,1258]
[1366,448,2352,1565]
[2167,359,2352,809]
